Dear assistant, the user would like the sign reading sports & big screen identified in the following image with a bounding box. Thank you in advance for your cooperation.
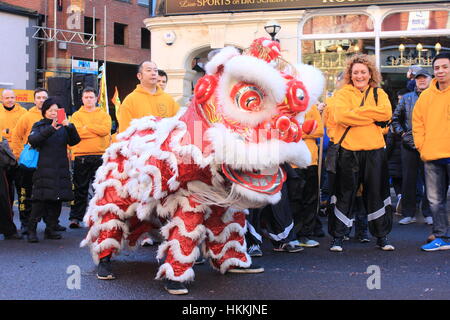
[165,0,444,15]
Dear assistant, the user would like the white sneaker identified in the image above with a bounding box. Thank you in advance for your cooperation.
[424,216,433,225]
[399,217,416,225]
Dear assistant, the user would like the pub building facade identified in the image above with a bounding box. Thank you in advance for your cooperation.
[145,0,450,105]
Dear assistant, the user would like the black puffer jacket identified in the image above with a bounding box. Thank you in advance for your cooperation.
[28,119,80,201]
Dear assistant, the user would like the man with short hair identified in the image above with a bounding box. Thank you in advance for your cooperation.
[69,87,112,228]
[157,69,168,91]
[0,89,27,212]
[392,68,433,226]
[412,53,450,251]
[117,61,179,133]
[11,88,49,234]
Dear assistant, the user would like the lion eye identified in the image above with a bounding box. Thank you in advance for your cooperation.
[296,88,305,101]
[230,83,265,112]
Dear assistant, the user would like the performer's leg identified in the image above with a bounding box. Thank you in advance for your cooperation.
[156,198,205,283]
[204,207,262,274]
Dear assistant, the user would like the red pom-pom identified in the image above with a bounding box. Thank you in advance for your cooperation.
[194,75,218,104]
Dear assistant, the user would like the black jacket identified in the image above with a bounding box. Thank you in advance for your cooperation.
[28,119,80,201]
[391,90,421,150]
[385,128,402,178]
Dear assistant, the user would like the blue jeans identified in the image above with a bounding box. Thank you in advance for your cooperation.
[424,162,450,238]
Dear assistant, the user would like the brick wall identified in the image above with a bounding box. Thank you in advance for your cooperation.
[3,0,151,65]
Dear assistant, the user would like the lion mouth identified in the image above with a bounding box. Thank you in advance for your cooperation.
[221,165,286,195]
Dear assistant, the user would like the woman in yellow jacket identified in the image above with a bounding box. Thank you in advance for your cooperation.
[329,54,394,252]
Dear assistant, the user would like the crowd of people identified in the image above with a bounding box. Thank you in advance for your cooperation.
[0,53,449,262]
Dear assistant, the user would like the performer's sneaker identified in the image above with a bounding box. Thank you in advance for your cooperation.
[297,237,320,248]
[228,264,264,274]
[69,220,81,229]
[164,280,188,295]
[140,237,154,247]
[330,238,343,252]
[97,257,116,280]
[273,242,303,253]
[377,236,395,251]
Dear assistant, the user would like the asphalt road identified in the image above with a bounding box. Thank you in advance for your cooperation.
[1,197,449,301]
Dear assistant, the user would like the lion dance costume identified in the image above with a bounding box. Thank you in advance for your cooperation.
[81,38,324,293]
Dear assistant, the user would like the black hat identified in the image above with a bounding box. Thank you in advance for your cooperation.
[414,68,432,79]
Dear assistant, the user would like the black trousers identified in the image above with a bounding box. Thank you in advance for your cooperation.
[69,155,103,222]
[400,145,430,218]
[290,165,319,238]
[16,167,34,228]
[245,182,296,247]
[0,167,17,236]
[28,200,62,231]
[328,147,393,239]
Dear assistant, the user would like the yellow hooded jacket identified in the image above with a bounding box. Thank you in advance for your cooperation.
[11,106,43,159]
[333,85,392,151]
[0,103,27,147]
[323,97,337,143]
[117,84,180,133]
[71,106,112,157]
[303,105,324,166]
[412,79,450,161]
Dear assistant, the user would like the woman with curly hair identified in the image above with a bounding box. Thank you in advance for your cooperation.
[328,54,395,252]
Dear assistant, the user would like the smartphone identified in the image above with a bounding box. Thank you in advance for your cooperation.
[57,108,66,124]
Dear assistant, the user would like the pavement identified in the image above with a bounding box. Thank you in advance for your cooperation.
[1,196,449,301]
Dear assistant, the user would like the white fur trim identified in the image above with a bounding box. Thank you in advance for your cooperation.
[155,263,195,282]
[205,223,246,244]
[156,240,200,263]
[206,124,312,170]
[160,217,207,241]
[205,46,240,75]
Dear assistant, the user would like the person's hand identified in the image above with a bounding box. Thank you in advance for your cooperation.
[317,102,326,113]
[51,118,61,130]
[61,119,69,127]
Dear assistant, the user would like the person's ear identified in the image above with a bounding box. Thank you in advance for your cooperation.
[137,72,142,81]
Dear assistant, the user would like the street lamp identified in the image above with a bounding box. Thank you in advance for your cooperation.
[264,20,281,41]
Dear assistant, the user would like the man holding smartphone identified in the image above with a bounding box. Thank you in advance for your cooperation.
[69,87,112,228]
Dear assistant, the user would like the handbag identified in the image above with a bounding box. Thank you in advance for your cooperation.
[0,138,17,168]
[324,88,374,174]
[18,144,39,169]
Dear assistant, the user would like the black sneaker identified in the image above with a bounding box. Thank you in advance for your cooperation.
[54,224,67,232]
[69,220,81,229]
[228,264,264,274]
[97,257,116,280]
[273,243,304,253]
[164,280,188,295]
[376,236,395,251]
[247,244,263,257]
[356,234,370,243]
[4,232,23,240]
[330,237,343,252]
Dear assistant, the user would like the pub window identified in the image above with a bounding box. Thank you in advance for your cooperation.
[114,22,127,45]
[303,14,374,35]
[382,10,450,32]
[141,28,150,49]
[302,38,375,96]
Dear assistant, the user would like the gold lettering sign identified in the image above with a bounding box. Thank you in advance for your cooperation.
[166,0,443,15]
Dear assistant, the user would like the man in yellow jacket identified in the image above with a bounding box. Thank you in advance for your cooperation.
[117,61,180,134]
[69,87,112,228]
[10,88,49,234]
[0,89,27,216]
[413,53,450,251]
